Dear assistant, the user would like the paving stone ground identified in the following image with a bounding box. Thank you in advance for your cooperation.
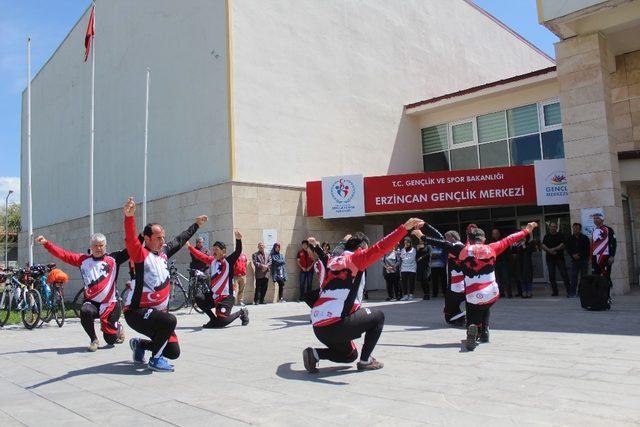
[1,290,639,426]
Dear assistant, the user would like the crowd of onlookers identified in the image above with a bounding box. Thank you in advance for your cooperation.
[187,216,613,306]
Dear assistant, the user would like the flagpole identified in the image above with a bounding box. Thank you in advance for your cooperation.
[89,1,96,237]
[27,37,33,266]
[143,67,150,226]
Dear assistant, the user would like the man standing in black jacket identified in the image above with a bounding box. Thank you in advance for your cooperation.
[541,222,570,297]
[566,223,590,297]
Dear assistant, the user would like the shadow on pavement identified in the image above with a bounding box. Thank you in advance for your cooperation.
[0,346,87,356]
[27,360,151,389]
[379,342,463,349]
[276,362,357,385]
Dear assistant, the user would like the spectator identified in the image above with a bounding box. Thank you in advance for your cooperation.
[567,222,590,297]
[297,240,314,301]
[189,237,209,273]
[429,245,446,298]
[491,229,512,298]
[416,241,432,300]
[591,213,616,283]
[271,243,287,302]
[516,234,537,298]
[399,237,417,300]
[382,245,401,301]
[542,222,570,297]
[233,252,248,306]
[251,243,270,305]
[321,242,331,255]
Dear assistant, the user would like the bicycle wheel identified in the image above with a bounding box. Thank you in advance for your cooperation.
[71,288,84,318]
[21,289,42,330]
[167,280,187,312]
[189,281,204,314]
[53,289,65,328]
[0,289,12,327]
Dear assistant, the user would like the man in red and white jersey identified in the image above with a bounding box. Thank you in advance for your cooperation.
[590,213,617,280]
[36,234,128,352]
[122,197,207,372]
[187,233,249,328]
[458,222,537,351]
[301,218,424,373]
[421,225,466,326]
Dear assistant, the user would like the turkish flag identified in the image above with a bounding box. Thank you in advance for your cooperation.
[84,6,95,62]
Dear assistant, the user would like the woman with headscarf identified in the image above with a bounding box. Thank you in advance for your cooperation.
[270,243,288,302]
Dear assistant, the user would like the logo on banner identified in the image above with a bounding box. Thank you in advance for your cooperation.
[331,178,355,204]
[544,171,568,197]
[322,174,365,218]
[534,159,569,206]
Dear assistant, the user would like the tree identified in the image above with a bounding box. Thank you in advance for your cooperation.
[0,203,21,243]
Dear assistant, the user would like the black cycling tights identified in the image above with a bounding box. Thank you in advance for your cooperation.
[125,308,180,359]
[313,307,385,363]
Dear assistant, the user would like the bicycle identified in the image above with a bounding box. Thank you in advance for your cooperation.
[186,269,208,314]
[167,261,189,312]
[0,267,42,329]
[32,263,66,328]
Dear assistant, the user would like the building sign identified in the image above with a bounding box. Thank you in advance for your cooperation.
[321,174,365,218]
[307,166,537,217]
[581,207,604,238]
[534,159,569,206]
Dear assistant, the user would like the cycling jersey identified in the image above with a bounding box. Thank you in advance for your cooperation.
[43,241,128,308]
[188,240,242,304]
[124,216,199,311]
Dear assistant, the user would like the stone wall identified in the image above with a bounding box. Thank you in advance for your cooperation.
[611,50,640,151]
[556,32,630,294]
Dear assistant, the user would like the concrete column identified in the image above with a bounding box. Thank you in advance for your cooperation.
[557,32,629,294]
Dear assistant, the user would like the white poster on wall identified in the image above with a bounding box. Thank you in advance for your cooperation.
[321,174,365,218]
[534,159,569,206]
[262,229,278,250]
[581,207,604,238]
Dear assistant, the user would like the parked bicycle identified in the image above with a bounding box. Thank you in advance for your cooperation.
[31,263,67,328]
[0,267,42,329]
[167,261,189,312]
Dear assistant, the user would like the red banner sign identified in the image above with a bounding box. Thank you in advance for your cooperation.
[306,166,537,217]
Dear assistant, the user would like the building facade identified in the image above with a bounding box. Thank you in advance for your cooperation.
[22,0,565,299]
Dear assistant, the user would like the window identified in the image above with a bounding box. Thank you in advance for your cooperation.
[477,111,507,143]
[479,140,509,167]
[450,120,475,146]
[421,125,447,154]
[507,104,539,137]
[541,100,561,129]
[423,152,449,172]
[542,129,564,159]
[420,100,563,173]
[450,146,478,170]
[510,134,541,165]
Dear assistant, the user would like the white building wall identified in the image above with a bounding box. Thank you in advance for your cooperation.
[21,0,230,229]
[231,0,555,186]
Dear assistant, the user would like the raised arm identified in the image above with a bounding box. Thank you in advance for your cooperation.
[307,237,328,266]
[187,243,215,265]
[123,199,147,264]
[490,223,537,256]
[165,215,207,259]
[350,218,423,271]
[37,237,85,267]
[424,223,444,240]
[226,231,243,266]
[109,248,130,265]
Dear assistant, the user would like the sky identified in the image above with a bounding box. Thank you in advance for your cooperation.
[0,0,558,203]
